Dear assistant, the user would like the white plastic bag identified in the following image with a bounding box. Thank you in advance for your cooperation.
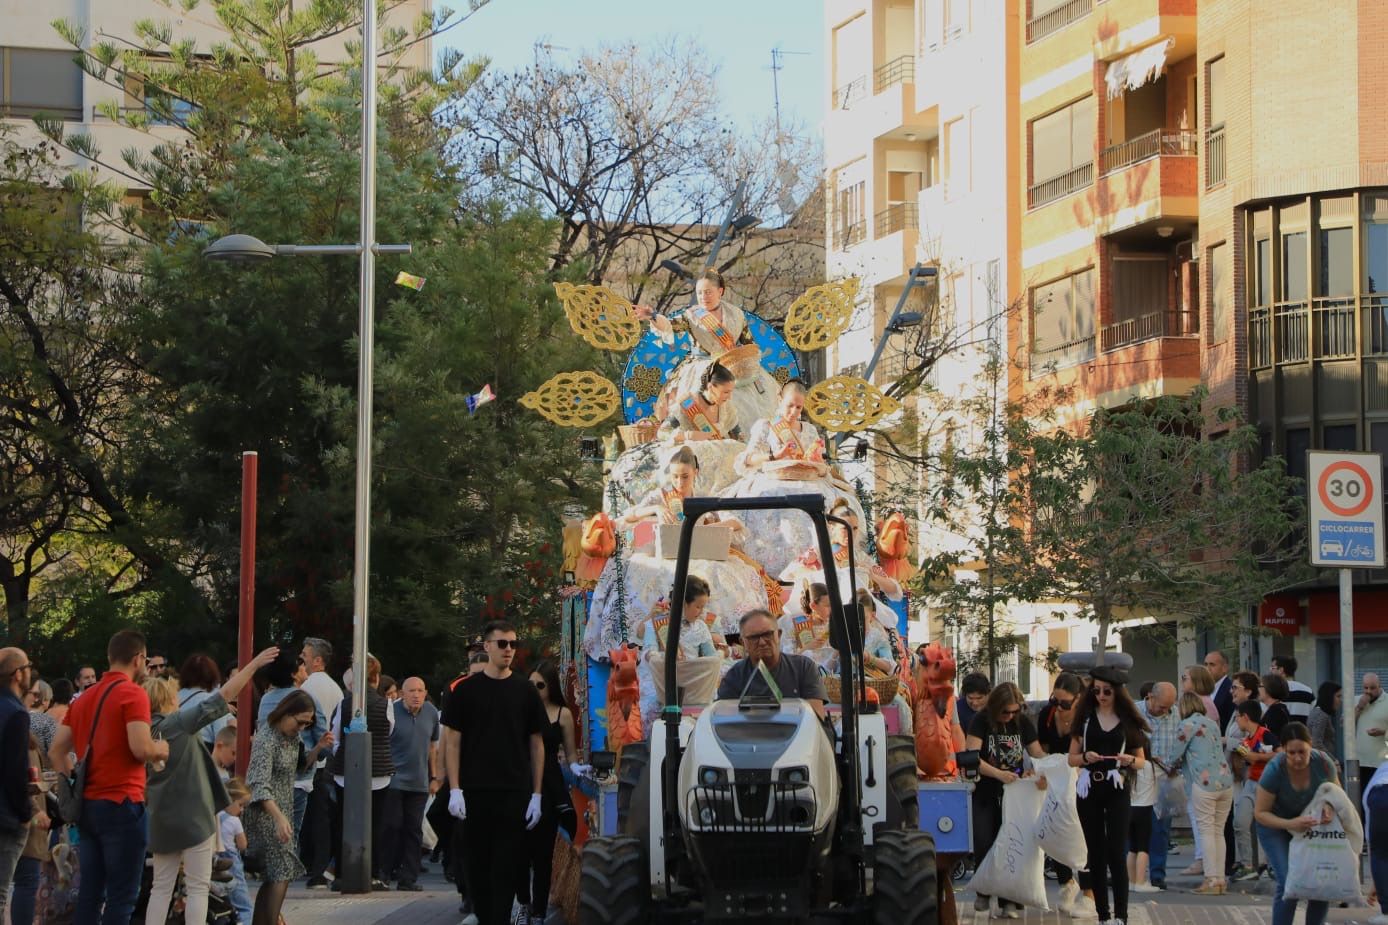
[1284,783,1366,904]
[1032,755,1087,871]
[969,780,1049,910]
[1154,771,1187,820]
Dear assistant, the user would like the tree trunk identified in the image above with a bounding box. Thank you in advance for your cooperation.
[1094,602,1111,667]
[0,569,30,646]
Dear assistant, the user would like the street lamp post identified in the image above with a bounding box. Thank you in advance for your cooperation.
[202,0,404,895]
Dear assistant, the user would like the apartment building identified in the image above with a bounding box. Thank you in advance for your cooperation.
[1015,0,1388,683]
[824,0,1107,698]
[2,0,431,188]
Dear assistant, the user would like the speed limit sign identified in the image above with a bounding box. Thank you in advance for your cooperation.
[1309,451,1385,567]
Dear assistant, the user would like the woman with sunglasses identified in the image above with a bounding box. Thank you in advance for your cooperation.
[1068,666,1150,925]
[247,690,334,925]
[1037,673,1096,917]
[966,681,1046,918]
[516,661,582,924]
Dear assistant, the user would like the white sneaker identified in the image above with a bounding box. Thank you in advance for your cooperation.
[1058,880,1080,915]
[1070,895,1099,920]
[1131,882,1161,893]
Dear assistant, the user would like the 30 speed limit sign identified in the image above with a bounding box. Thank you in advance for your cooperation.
[1309,451,1385,567]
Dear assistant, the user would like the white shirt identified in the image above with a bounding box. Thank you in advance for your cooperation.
[301,672,344,769]
[218,812,244,856]
[1131,760,1157,807]
[1285,679,1315,720]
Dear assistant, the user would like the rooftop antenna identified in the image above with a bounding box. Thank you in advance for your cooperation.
[769,46,810,143]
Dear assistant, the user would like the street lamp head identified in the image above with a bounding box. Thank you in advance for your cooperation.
[730,214,762,233]
[203,233,277,262]
[660,259,693,280]
[887,311,925,334]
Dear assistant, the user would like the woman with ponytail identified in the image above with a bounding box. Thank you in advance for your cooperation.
[658,361,742,443]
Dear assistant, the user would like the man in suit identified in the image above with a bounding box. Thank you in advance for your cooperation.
[1206,650,1234,729]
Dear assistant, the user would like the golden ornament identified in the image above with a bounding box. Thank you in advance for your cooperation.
[623,364,665,403]
[783,278,860,351]
[554,282,642,351]
[805,376,902,432]
[519,371,621,427]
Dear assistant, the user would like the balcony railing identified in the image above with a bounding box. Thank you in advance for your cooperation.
[834,220,867,251]
[1365,296,1388,357]
[1099,309,1198,352]
[875,202,919,236]
[1,103,82,121]
[834,75,868,110]
[1099,129,1198,175]
[1030,334,1097,375]
[1205,124,1226,188]
[1026,0,1093,43]
[875,55,915,93]
[1250,306,1272,369]
[1274,301,1309,364]
[1312,297,1356,359]
[1028,162,1093,209]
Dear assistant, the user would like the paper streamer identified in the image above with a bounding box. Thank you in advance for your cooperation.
[395,271,426,291]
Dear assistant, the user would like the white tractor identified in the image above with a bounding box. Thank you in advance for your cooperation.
[579,494,938,924]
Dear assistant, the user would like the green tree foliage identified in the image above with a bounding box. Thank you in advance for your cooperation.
[919,383,1310,670]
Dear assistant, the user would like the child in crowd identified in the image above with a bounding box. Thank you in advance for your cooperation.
[1128,740,1159,893]
[218,778,254,925]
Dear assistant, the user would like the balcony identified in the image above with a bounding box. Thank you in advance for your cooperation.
[834,75,868,111]
[876,202,919,236]
[1028,162,1093,210]
[1366,296,1388,357]
[1030,334,1096,376]
[1100,129,1196,175]
[1274,301,1309,365]
[1026,0,1093,44]
[875,55,914,93]
[1205,124,1226,188]
[1099,308,1198,352]
[833,220,867,251]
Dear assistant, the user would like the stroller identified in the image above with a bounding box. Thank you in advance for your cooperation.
[135,854,238,925]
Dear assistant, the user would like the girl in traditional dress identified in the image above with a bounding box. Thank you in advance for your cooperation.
[634,269,782,427]
[724,378,863,576]
[605,363,745,518]
[780,581,835,672]
[584,448,772,662]
[779,498,903,619]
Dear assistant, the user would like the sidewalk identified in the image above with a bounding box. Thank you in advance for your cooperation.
[280,866,463,925]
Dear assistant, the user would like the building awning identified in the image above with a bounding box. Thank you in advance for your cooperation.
[1105,39,1174,100]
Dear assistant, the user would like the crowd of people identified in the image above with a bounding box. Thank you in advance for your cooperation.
[0,623,588,925]
[958,650,1388,925]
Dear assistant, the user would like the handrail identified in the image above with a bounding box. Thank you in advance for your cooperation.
[1205,124,1226,188]
[1028,162,1093,209]
[1249,306,1272,369]
[1311,296,1356,359]
[1030,334,1096,373]
[2,104,82,121]
[875,202,919,236]
[1364,295,1388,357]
[834,220,867,251]
[1099,129,1197,175]
[1026,0,1093,43]
[874,56,915,93]
[835,75,868,110]
[1274,300,1309,364]
[1099,309,1198,352]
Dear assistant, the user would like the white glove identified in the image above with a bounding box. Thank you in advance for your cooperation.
[525,793,543,830]
[448,788,466,820]
[569,762,592,779]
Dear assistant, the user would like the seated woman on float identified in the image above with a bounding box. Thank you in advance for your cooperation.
[633,269,782,428]
[725,378,864,576]
[633,575,727,726]
[603,362,745,520]
[583,447,772,662]
[780,497,903,616]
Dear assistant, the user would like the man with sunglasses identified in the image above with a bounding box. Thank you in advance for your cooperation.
[442,621,547,925]
[0,647,36,923]
[1138,682,1179,889]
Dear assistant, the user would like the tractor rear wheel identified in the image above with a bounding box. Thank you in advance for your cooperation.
[886,734,919,829]
[579,835,648,925]
[873,829,939,925]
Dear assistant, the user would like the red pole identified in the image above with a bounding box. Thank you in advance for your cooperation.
[235,451,258,780]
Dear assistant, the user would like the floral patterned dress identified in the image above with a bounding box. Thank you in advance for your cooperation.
[243,724,306,882]
[1171,713,1234,792]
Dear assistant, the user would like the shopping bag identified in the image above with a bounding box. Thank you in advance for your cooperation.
[1284,783,1365,904]
[1032,755,1087,871]
[1154,771,1187,820]
[968,780,1049,910]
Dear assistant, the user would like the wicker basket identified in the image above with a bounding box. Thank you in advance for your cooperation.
[824,675,899,704]
[618,419,660,450]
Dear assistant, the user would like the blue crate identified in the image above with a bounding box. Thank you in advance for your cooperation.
[917,781,973,854]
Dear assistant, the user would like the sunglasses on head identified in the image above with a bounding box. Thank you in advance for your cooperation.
[490,638,518,650]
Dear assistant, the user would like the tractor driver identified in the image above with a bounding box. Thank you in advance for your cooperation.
[717,609,827,720]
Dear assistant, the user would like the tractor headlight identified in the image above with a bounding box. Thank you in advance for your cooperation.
[699,766,728,786]
[779,766,809,785]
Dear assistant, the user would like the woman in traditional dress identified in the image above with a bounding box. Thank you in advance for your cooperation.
[724,378,863,576]
[605,363,745,517]
[779,498,903,620]
[584,447,773,663]
[634,269,782,428]
[780,581,835,672]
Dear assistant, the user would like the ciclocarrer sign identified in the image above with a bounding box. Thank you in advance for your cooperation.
[1309,451,1385,568]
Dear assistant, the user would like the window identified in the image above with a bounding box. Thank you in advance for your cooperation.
[1285,428,1311,496]
[1031,96,1094,185]
[944,0,968,36]
[1319,227,1353,297]
[1,48,82,120]
[1255,238,1272,306]
[1323,424,1357,452]
[832,16,868,109]
[1209,242,1229,343]
[1206,56,1225,129]
[944,117,968,195]
[1282,231,1307,302]
[1031,268,1096,362]
[836,180,865,249]
[1368,221,1388,294]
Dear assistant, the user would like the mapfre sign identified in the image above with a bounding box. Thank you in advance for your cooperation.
[1308,451,1386,568]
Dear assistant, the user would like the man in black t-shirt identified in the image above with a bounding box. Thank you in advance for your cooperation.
[442,620,547,925]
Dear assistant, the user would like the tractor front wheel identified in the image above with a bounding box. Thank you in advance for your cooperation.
[873,828,939,925]
[578,835,648,925]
